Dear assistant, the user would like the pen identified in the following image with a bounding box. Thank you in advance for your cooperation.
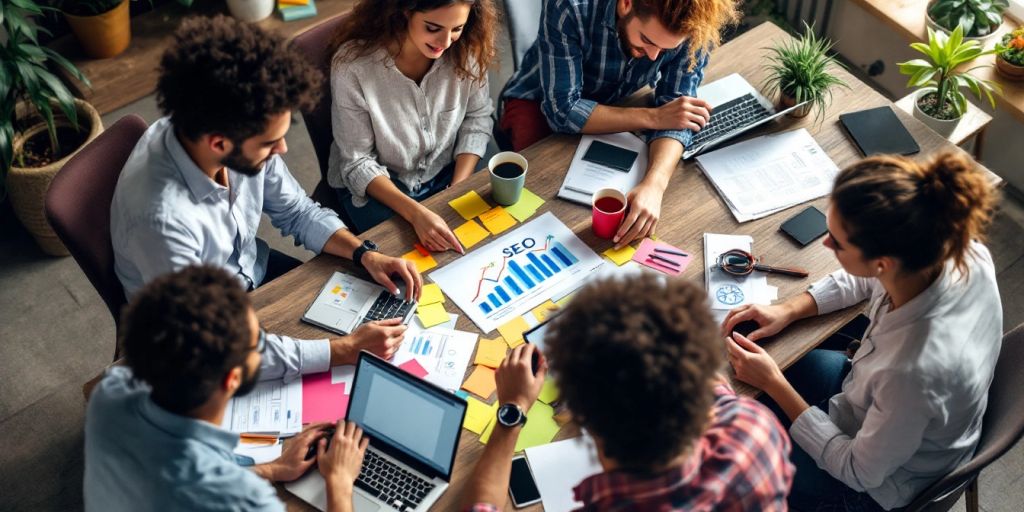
[240,433,279,441]
[653,247,688,257]
[648,254,680,267]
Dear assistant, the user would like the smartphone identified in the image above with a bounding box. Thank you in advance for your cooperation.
[582,140,638,172]
[780,206,828,246]
[509,455,542,508]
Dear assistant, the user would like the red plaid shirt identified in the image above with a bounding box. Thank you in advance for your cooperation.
[466,384,793,511]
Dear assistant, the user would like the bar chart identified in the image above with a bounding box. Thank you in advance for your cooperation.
[408,334,436,356]
[477,241,579,314]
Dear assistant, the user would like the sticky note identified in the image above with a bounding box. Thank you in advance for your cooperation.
[453,219,490,249]
[463,397,497,435]
[398,359,429,379]
[504,188,545,222]
[416,302,451,328]
[478,206,518,235]
[302,372,349,423]
[515,401,560,452]
[414,243,430,257]
[402,249,437,273]
[474,337,508,368]
[419,283,445,305]
[604,244,637,266]
[555,293,576,308]
[462,366,497,399]
[531,300,559,323]
[449,190,491,220]
[455,390,470,400]
[631,238,692,276]
[538,379,559,404]
[497,316,530,348]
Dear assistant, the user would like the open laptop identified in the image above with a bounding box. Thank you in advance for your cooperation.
[302,271,417,335]
[682,73,809,160]
[287,351,468,512]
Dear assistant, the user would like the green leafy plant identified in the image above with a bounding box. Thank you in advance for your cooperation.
[928,0,1008,38]
[898,25,999,120]
[761,23,850,123]
[996,27,1024,66]
[59,0,124,16]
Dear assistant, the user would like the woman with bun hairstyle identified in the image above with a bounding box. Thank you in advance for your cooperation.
[326,0,497,251]
[722,152,1002,511]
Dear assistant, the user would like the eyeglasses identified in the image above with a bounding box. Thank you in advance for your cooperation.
[717,249,809,278]
[255,328,267,354]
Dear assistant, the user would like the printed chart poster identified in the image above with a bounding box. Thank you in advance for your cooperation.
[430,212,604,333]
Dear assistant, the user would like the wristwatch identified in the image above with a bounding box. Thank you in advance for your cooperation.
[352,240,379,269]
[496,403,528,428]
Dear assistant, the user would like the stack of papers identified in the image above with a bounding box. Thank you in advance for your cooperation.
[558,133,648,205]
[221,379,303,435]
[703,233,778,322]
[696,129,839,222]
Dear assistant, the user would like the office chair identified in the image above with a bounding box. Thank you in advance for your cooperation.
[494,0,543,151]
[903,323,1024,512]
[44,114,148,362]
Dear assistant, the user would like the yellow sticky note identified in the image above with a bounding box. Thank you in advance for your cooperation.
[531,300,559,323]
[462,366,497,399]
[453,219,490,249]
[555,293,576,308]
[419,283,444,305]
[604,245,637,266]
[474,337,508,368]
[504,188,545,222]
[538,379,559,404]
[463,397,497,435]
[497,316,530,348]
[402,249,437,273]
[415,302,450,328]
[449,191,491,220]
[478,206,518,235]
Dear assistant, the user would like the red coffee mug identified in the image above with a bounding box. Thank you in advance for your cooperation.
[592,188,627,239]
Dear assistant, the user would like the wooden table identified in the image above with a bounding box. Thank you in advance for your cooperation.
[254,21,998,511]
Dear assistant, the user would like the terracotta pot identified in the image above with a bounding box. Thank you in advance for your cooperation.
[8,99,103,256]
[912,89,961,139]
[63,0,131,59]
[781,94,812,118]
[996,55,1024,81]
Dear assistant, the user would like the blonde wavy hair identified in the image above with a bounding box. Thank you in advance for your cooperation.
[632,0,741,70]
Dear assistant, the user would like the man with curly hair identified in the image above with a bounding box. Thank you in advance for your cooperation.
[499,0,739,250]
[111,16,417,379]
[85,266,370,511]
[460,275,794,511]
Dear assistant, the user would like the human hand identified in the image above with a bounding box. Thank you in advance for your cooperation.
[652,96,712,131]
[725,332,786,392]
[720,303,795,342]
[495,344,547,412]
[267,423,332,482]
[409,207,464,255]
[614,182,663,249]
[317,420,369,490]
[362,251,422,301]
[333,318,407,364]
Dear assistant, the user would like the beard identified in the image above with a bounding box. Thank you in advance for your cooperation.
[616,11,642,58]
[221,144,266,177]
[234,364,262,398]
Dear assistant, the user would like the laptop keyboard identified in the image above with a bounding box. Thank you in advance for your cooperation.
[355,449,436,511]
[362,291,415,323]
[690,93,772,147]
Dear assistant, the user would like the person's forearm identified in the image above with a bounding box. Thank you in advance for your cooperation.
[643,137,683,190]
[580,104,656,134]
[783,292,820,322]
[452,153,480,184]
[322,227,363,260]
[364,174,425,222]
[461,425,521,509]
[325,479,354,512]
[251,463,276,481]
[765,377,811,422]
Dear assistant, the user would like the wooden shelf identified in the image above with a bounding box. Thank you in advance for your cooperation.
[48,0,356,115]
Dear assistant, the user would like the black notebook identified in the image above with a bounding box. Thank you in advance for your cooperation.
[839,106,920,156]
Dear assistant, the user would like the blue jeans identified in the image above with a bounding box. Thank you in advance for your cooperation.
[335,164,456,234]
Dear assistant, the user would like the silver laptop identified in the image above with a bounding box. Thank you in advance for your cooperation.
[287,351,468,512]
[302,271,417,335]
[683,73,809,159]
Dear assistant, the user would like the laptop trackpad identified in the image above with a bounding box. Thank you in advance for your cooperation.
[353,491,382,512]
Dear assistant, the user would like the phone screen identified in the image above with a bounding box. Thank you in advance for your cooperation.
[509,456,542,507]
[581,140,638,172]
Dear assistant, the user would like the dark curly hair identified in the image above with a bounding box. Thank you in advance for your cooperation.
[157,15,321,143]
[121,265,254,415]
[329,0,497,83]
[545,274,722,472]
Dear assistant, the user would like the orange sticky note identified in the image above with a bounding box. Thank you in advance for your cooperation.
[453,219,490,249]
[531,300,559,323]
[449,191,491,220]
[462,366,497,399]
[497,316,530,348]
[474,337,508,368]
[478,206,518,235]
[402,249,437,273]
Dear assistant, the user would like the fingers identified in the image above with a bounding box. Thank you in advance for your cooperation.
[616,212,652,249]
[685,111,709,130]
[441,227,464,255]
[374,317,404,326]
[721,307,753,336]
[688,97,712,115]
[613,207,641,245]
[372,269,400,296]
[390,261,417,302]
[731,332,765,353]
[407,260,423,301]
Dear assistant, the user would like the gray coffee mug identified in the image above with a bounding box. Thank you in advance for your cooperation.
[488,152,528,206]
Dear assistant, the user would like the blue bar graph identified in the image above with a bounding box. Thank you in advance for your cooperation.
[508,261,535,289]
[503,276,523,295]
[527,253,553,278]
[476,238,581,313]
[495,286,511,302]
[551,242,578,267]
[480,302,492,314]
[526,264,544,282]
[422,340,431,355]
[488,293,501,308]
[541,254,561,274]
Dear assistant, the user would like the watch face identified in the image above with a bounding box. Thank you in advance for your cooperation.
[498,404,523,426]
[364,240,378,251]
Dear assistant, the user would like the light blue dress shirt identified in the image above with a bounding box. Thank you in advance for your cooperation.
[84,366,284,511]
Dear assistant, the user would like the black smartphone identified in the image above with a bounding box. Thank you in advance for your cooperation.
[780,206,828,246]
[509,455,542,508]
[581,140,638,172]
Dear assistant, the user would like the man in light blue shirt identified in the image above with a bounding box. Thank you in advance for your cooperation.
[111,17,419,377]
[85,265,371,511]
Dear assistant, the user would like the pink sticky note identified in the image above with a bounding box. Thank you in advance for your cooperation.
[632,238,693,276]
[398,359,429,379]
[302,371,349,424]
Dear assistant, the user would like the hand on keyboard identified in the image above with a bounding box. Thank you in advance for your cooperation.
[317,420,370,493]
[651,96,712,132]
[332,318,407,364]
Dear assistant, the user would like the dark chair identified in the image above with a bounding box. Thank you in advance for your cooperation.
[904,323,1024,512]
[44,114,148,361]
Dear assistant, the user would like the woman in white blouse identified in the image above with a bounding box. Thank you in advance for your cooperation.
[723,152,1002,511]
[326,0,497,250]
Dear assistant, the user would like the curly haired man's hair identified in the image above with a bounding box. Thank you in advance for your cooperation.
[157,15,322,143]
[545,274,722,472]
[121,265,253,415]
[632,0,741,71]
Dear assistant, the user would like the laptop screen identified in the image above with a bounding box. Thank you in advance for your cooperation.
[347,354,466,477]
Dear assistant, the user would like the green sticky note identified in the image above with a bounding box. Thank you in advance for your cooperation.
[504,188,545,222]
[538,379,559,404]
[478,400,561,452]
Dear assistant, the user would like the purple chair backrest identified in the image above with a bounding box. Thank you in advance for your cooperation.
[292,14,349,182]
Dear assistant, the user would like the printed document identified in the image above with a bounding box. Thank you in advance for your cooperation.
[221,378,302,435]
[704,233,778,319]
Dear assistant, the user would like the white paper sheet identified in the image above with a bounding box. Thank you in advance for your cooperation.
[234,441,282,465]
[704,233,776,311]
[557,133,648,205]
[524,435,603,512]
[221,378,302,435]
[390,324,477,393]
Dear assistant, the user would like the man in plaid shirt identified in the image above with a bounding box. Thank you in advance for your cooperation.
[459,275,794,511]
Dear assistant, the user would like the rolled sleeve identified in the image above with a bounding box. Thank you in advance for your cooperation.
[537,0,595,133]
[790,406,843,464]
[262,156,345,254]
[646,49,708,147]
[258,334,331,383]
[807,270,876,315]
[454,77,495,158]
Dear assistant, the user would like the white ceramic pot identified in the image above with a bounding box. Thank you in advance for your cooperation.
[912,89,961,138]
[226,0,275,22]
[924,5,1002,45]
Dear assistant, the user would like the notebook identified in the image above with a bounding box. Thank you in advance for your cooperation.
[839,106,920,156]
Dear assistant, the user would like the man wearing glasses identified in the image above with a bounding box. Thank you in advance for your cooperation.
[84,266,370,511]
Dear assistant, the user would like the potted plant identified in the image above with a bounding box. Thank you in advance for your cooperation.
[898,25,999,138]
[1,0,103,255]
[926,0,1008,42]
[995,27,1024,81]
[761,23,849,123]
[60,0,132,59]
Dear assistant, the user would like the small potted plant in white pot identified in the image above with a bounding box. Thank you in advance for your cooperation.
[926,0,1008,43]
[995,27,1024,81]
[898,26,999,138]
[761,23,849,123]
